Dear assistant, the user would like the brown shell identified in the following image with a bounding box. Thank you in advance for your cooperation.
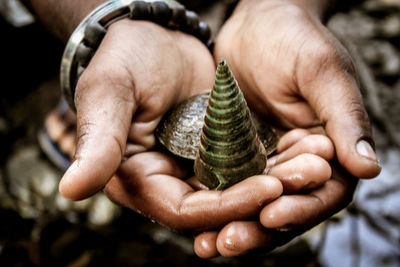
[155,92,278,160]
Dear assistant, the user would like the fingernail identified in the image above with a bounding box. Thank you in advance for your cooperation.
[356,140,378,162]
[277,224,294,232]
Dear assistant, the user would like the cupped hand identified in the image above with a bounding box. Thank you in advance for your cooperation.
[101,129,334,237]
[59,20,215,200]
[214,0,381,179]
[194,129,357,258]
[103,151,283,231]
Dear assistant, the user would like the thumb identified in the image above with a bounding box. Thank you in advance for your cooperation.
[59,66,136,200]
[303,68,381,179]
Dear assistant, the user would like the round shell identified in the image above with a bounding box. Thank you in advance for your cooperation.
[155,92,279,160]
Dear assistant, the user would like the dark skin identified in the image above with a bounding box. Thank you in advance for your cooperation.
[193,129,358,257]
[24,0,380,258]
[215,0,380,178]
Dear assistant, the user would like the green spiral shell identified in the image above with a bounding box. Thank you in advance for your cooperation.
[194,60,267,190]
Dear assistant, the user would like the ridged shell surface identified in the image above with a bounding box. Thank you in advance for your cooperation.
[193,60,267,190]
[155,94,278,160]
[155,93,209,160]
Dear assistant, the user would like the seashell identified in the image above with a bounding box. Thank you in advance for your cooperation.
[155,59,278,190]
[194,60,268,189]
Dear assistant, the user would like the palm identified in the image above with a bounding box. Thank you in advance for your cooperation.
[59,20,215,200]
[104,151,284,231]
[214,3,353,130]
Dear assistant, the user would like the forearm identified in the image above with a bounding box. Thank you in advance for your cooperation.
[236,0,335,22]
[283,0,335,20]
[22,0,106,42]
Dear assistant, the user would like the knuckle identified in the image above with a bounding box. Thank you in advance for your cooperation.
[301,40,336,71]
[303,134,334,158]
[277,129,312,152]
[298,153,319,166]
[288,128,312,139]
[75,66,105,91]
[348,100,369,123]
[76,62,133,93]
[75,122,93,149]
[302,134,324,150]
[252,176,283,199]
[297,153,329,174]
[315,42,336,63]
[346,100,372,136]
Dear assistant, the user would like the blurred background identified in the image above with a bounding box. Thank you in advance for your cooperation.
[0,0,399,266]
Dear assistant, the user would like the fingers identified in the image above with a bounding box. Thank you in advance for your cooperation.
[215,221,273,257]
[195,161,358,259]
[194,222,295,258]
[267,130,334,193]
[268,153,331,194]
[194,223,276,258]
[298,37,381,179]
[195,175,355,258]
[275,128,311,152]
[272,133,335,165]
[59,47,136,200]
[194,231,219,258]
[260,162,358,230]
[104,152,283,230]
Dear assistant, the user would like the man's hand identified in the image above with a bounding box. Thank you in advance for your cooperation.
[214,0,381,179]
[101,129,335,236]
[193,129,357,258]
[59,20,215,200]
[103,151,283,231]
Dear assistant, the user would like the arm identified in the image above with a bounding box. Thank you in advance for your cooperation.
[237,0,334,20]
[22,0,106,41]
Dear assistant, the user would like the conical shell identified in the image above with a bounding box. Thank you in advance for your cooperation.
[155,93,278,160]
[194,59,267,190]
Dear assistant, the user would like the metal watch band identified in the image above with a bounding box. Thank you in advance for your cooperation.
[60,0,212,110]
